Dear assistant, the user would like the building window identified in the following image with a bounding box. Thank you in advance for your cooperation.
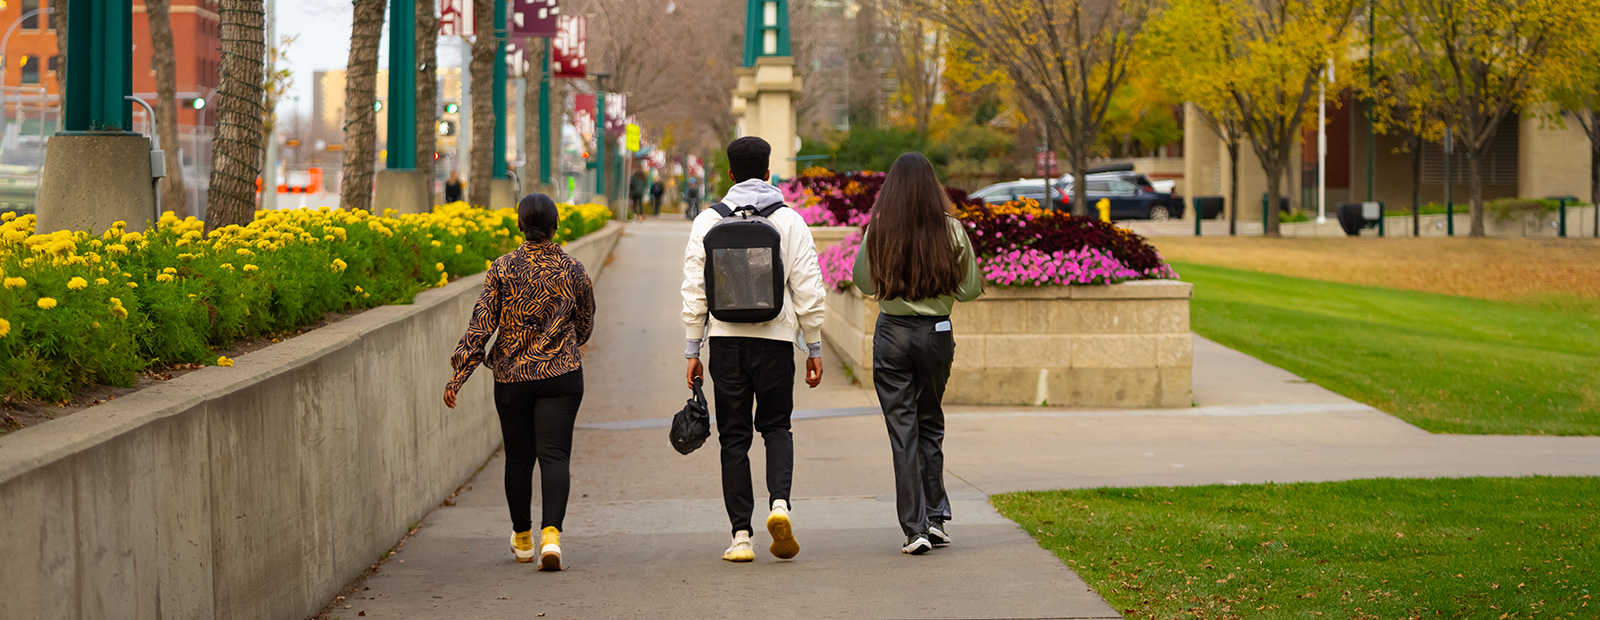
[20,55,40,85]
[21,0,39,29]
[48,55,58,78]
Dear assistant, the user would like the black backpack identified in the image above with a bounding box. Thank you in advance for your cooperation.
[670,378,711,455]
[703,202,786,324]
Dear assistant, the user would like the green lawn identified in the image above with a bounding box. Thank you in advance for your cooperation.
[994,477,1597,620]
[1175,262,1600,435]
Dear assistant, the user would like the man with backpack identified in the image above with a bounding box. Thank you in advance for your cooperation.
[681,136,827,563]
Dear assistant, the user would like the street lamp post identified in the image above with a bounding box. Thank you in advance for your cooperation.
[593,72,610,204]
[0,7,55,151]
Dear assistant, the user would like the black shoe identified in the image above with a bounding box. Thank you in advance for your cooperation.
[902,534,932,555]
[928,520,951,547]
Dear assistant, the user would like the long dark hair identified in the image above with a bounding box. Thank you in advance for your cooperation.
[865,152,963,301]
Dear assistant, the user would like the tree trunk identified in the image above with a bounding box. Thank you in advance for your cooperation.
[416,0,439,202]
[205,0,266,229]
[1590,111,1599,238]
[1468,152,1485,237]
[1227,141,1239,237]
[467,0,496,206]
[146,0,188,217]
[1263,159,1282,237]
[339,0,385,213]
[1070,148,1088,217]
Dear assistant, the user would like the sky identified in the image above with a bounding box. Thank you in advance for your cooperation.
[276,0,468,119]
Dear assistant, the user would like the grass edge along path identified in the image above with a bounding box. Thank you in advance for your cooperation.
[995,477,1597,620]
[1174,262,1600,436]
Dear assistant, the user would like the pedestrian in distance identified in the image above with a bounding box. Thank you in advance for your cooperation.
[853,152,982,555]
[684,177,703,219]
[444,169,464,203]
[682,136,827,563]
[444,193,597,571]
[629,168,650,220]
[651,177,665,215]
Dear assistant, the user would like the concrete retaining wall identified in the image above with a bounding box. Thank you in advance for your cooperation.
[0,221,622,620]
[825,280,1194,408]
[808,225,856,254]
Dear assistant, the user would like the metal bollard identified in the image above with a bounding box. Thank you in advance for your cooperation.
[1559,198,1568,238]
[1378,202,1386,237]
[1194,197,1202,237]
[1447,201,1454,236]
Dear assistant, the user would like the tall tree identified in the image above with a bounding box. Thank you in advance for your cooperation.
[206,0,267,228]
[1534,7,1600,222]
[908,0,1154,216]
[884,1,942,133]
[467,0,496,206]
[1366,15,1446,238]
[521,39,544,192]
[146,0,188,217]
[339,0,386,213]
[1386,0,1581,237]
[417,0,439,198]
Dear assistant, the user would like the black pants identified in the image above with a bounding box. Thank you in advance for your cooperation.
[872,314,954,538]
[651,194,662,215]
[709,337,795,534]
[493,369,584,533]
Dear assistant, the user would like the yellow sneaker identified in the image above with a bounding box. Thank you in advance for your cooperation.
[510,530,536,563]
[538,526,563,571]
[766,500,800,560]
[722,530,755,562]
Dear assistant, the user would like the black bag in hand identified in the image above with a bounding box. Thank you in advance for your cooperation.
[670,378,712,455]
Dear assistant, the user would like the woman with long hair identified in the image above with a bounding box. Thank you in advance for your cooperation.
[852,152,982,555]
[444,193,596,570]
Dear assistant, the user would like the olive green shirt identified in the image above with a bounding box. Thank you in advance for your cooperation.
[853,217,983,316]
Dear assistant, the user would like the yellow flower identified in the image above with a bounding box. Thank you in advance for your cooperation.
[435,262,445,272]
[67,277,88,290]
[156,273,174,282]
[1,211,14,221]
[354,285,364,293]
[485,259,492,270]
[0,318,9,338]
[243,264,259,273]
[220,263,234,271]
[120,232,143,244]
[237,248,254,257]
[162,267,177,274]
[36,297,57,309]
[3,276,25,289]
[107,243,129,255]
[95,277,110,286]
[454,244,463,254]
[127,282,139,288]
[332,258,348,272]
[431,240,442,248]
[217,356,234,367]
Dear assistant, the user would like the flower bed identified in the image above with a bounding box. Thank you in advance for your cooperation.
[780,167,980,227]
[817,200,1178,292]
[0,201,611,401]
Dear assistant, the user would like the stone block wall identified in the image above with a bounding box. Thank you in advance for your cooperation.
[825,280,1194,407]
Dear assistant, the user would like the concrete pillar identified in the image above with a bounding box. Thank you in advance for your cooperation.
[1181,103,1221,206]
[36,134,157,234]
[733,57,801,180]
[375,169,432,214]
[490,178,516,210]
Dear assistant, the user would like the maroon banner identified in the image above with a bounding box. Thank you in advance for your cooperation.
[510,0,560,38]
[552,15,587,78]
[439,0,474,37]
[605,93,626,136]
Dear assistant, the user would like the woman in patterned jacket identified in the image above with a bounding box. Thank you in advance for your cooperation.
[444,193,596,571]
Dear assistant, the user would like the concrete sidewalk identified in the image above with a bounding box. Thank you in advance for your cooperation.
[326,219,1600,619]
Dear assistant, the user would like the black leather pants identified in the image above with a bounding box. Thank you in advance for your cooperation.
[872,313,954,538]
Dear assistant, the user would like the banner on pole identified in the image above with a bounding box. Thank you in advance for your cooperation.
[605,93,627,136]
[552,15,587,78]
[511,0,561,38]
[574,94,597,149]
[439,0,474,37]
[505,39,534,78]
[625,123,641,152]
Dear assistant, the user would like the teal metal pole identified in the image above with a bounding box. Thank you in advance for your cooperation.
[386,0,416,168]
[595,89,606,197]
[1447,200,1454,236]
[1194,197,1202,236]
[492,0,507,179]
[538,38,551,185]
[64,0,134,131]
[1378,202,1385,237]
[1261,194,1268,232]
[1560,198,1568,237]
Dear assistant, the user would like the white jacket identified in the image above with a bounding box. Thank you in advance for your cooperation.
[681,179,827,348]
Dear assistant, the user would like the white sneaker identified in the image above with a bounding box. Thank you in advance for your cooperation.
[929,520,951,547]
[766,499,800,560]
[722,530,754,562]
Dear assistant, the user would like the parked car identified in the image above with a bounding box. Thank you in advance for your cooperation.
[969,179,1069,210]
[1061,176,1184,221]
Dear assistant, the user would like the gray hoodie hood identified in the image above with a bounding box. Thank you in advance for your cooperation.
[721,179,787,210]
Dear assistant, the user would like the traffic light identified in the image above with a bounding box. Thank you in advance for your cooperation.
[444,102,459,114]
[437,120,456,136]
[189,98,206,110]
[374,101,384,112]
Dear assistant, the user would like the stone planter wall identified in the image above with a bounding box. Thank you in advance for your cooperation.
[824,280,1194,407]
[808,225,858,253]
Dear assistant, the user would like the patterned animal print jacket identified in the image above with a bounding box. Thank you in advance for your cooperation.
[448,240,595,391]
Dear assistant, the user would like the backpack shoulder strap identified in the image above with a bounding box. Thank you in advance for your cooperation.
[709,202,733,217]
[755,202,785,217]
